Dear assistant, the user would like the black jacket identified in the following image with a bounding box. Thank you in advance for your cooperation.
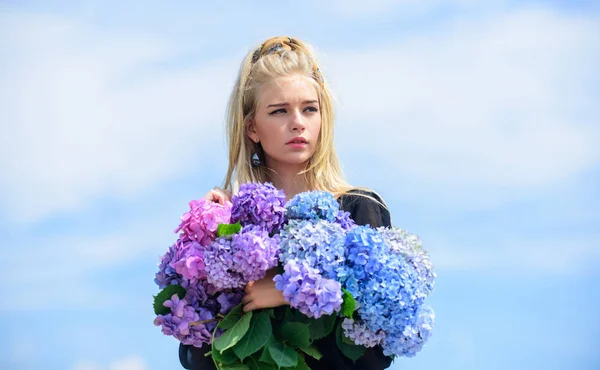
[179,190,393,370]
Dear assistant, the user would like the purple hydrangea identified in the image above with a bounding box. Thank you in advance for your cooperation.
[279,219,348,281]
[170,238,207,281]
[203,226,280,290]
[274,260,343,318]
[155,279,243,346]
[153,293,213,347]
[335,210,356,231]
[342,318,386,348]
[155,243,181,288]
[285,191,340,222]
[232,226,280,282]
[175,198,232,246]
[231,182,286,233]
[216,290,244,315]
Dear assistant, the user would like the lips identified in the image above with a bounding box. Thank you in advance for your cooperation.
[286,137,308,144]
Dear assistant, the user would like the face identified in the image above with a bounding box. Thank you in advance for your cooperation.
[247,75,322,169]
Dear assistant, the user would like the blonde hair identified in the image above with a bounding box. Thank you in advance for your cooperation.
[221,36,385,207]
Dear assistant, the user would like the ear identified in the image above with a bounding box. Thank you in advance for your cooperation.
[245,118,260,144]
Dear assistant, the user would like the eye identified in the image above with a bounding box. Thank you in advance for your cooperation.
[305,106,319,113]
[269,109,286,115]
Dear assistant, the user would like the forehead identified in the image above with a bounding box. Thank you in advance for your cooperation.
[257,75,319,106]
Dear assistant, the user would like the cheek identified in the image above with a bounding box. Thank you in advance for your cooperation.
[257,119,285,146]
[311,118,322,138]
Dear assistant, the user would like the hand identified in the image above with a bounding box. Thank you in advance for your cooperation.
[242,269,289,313]
[205,187,232,205]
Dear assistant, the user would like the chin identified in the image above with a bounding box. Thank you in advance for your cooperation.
[280,155,312,166]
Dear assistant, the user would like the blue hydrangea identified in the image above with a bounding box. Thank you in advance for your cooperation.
[381,305,435,357]
[378,227,436,296]
[286,191,341,222]
[231,182,286,233]
[343,226,388,296]
[343,225,434,357]
[278,219,349,281]
[273,260,343,318]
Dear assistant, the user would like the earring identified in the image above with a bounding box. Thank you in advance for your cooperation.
[252,152,261,167]
[251,139,262,167]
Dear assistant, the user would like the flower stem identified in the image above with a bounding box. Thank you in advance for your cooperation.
[189,318,220,326]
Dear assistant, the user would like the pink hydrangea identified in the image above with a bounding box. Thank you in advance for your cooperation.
[174,198,232,246]
[170,238,207,280]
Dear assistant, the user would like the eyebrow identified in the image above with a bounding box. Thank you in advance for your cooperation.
[266,100,318,108]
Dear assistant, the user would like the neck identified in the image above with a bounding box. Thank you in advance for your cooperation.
[264,159,310,201]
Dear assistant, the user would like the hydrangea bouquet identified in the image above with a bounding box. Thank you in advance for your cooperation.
[153,183,435,369]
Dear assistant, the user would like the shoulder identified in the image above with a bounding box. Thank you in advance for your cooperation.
[337,188,391,228]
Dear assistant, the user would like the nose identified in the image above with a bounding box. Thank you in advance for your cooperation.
[290,109,306,132]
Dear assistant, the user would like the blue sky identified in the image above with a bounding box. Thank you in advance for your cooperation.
[1,1,599,370]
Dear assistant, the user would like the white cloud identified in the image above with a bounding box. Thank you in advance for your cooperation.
[1,7,599,223]
[327,9,600,204]
[73,356,147,370]
[0,12,237,223]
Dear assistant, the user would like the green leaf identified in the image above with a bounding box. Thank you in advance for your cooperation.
[217,222,242,237]
[281,322,311,349]
[259,340,276,365]
[219,304,244,330]
[342,333,356,345]
[264,308,276,319]
[335,322,365,362]
[341,288,356,318]
[308,314,336,340]
[283,307,306,323]
[299,345,322,360]
[153,285,186,315]
[273,306,287,320]
[232,312,272,360]
[211,348,238,365]
[283,355,310,370]
[267,339,298,368]
[246,355,276,370]
[214,311,253,353]
[219,364,249,370]
[244,356,260,370]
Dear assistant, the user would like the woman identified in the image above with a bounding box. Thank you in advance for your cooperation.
[180,36,393,369]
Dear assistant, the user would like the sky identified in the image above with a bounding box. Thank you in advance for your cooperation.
[1,0,599,369]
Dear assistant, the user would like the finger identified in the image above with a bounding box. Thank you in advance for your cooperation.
[244,281,254,294]
[241,294,252,305]
[204,190,217,201]
[215,190,229,205]
[206,190,225,205]
[243,301,257,313]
